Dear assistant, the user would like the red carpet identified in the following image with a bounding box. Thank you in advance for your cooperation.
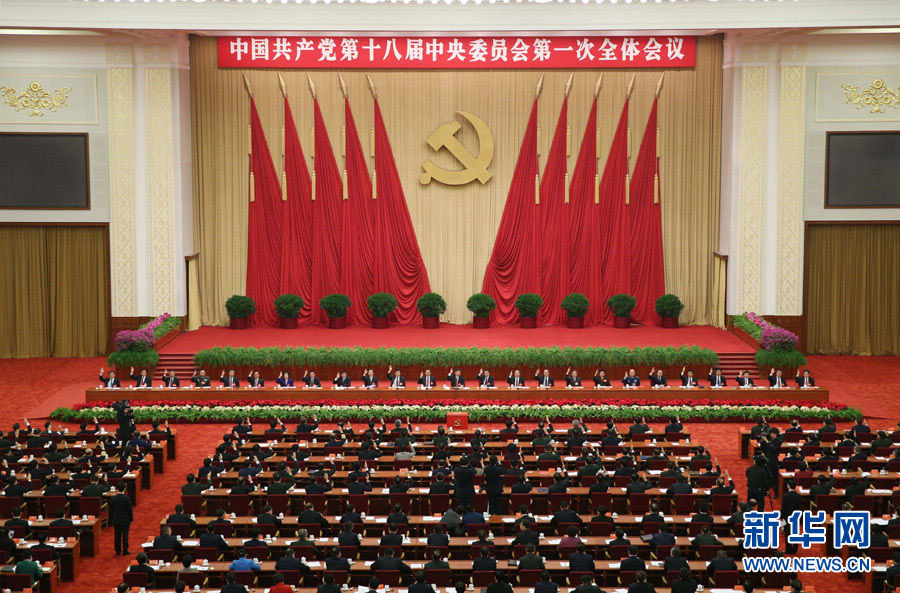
[1,352,897,593]
[161,323,755,353]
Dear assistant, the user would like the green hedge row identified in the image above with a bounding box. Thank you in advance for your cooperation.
[107,350,160,369]
[192,345,719,369]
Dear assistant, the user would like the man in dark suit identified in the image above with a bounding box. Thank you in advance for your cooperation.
[768,368,788,388]
[507,370,526,388]
[795,369,815,388]
[153,525,183,552]
[387,366,406,388]
[671,567,698,593]
[745,456,771,510]
[167,504,195,528]
[220,370,240,388]
[409,570,437,593]
[453,459,477,508]
[298,502,329,529]
[550,500,581,529]
[318,573,341,593]
[128,552,156,585]
[707,550,737,580]
[648,368,668,387]
[517,543,545,570]
[476,369,495,388]
[130,366,152,387]
[569,542,595,572]
[736,371,756,387]
[512,521,540,546]
[370,547,411,573]
[565,369,583,387]
[380,523,404,547]
[198,525,228,553]
[535,368,554,388]
[418,369,437,389]
[447,369,466,388]
[274,546,309,574]
[573,574,605,593]
[246,371,265,387]
[650,524,676,548]
[708,368,727,387]
[622,369,641,387]
[628,571,656,593]
[162,370,180,387]
[534,571,559,593]
[780,480,803,553]
[680,367,699,387]
[472,546,497,572]
[663,547,689,574]
[620,546,646,572]
[99,368,121,388]
[109,482,133,555]
[302,371,322,388]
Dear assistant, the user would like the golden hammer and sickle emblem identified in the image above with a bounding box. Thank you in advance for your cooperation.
[419,111,494,186]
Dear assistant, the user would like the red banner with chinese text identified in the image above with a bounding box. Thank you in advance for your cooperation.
[217,36,695,69]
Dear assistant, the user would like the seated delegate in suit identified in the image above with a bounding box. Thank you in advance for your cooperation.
[334,371,352,388]
[302,370,322,389]
[190,369,212,387]
[247,371,265,388]
[130,366,152,388]
[680,367,699,388]
[507,369,526,389]
[447,368,466,388]
[161,370,180,388]
[593,369,612,388]
[622,369,641,387]
[275,371,295,388]
[648,368,668,388]
[99,368,121,389]
[768,368,788,388]
[534,368,555,389]
[736,371,755,387]
[418,369,437,389]
[796,369,816,388]
[220,370,240,388]
[387,366,406,389]
[361,369,379,389]
[565,368,583,387]
[477,368,495,388]
[707,367,727,388]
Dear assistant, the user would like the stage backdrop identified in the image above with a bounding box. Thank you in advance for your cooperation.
[190,35,722,326]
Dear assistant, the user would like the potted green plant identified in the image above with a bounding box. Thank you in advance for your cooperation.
[367,292,399,329]
[561,293,590,329]
[467,292,496,329]
[417,292,446,329]
[274,293,304,329]
[225,295,256,329]
[514,293,543,329]
[607,293,637,329]
[655,293,684,329]
[320,293,351,329]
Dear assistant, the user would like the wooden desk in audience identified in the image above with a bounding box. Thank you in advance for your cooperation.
[15,539,80,581]
[24,470,142,509]
[27,516,102,556]
[86,385,829,404]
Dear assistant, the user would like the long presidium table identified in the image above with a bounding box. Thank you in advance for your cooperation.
[85,385,829,403]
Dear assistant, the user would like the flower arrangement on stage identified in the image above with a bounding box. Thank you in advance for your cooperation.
[53,397,858,424]
[733,311,806,370]
[108,313,178,369]
[140,312,180,340]
[191,344,720,370]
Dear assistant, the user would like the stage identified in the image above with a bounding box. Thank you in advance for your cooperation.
[161,323,754,353]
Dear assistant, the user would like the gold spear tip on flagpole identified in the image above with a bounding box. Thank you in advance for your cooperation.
[594,73,603,98]
[338,73,348,99]
[564,73,574,98]
[242,74,253,98]
[277,73,287,98]
[306,73,317,100]
[626,74,636,99]
[366,74,377,99]
[655,72,665,98]
[535,74,544,99]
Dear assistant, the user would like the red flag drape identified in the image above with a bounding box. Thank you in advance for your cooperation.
[246,98,283,326]
[629,98,665,325]
[596,98,631,325]
[568,97,603,326]
[342,98,378,326]
[481,99,540,325]
[280,96,315,325]
[310,99,344,324]
[373,98,431,325]
[537,98,570,326]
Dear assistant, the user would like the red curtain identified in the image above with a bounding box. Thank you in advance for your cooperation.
[629,98,665,325]
[246,98,284,326]
[596,98,632,325]
[310,99,344,324]
[481,99,540,325]
[280,96,315,325]
[341,98,378,326]
[373,98,431,325]
[568,97,603,326]
[537,98,570,326]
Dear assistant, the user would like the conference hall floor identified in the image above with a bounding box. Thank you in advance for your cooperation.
[0,353,897,593]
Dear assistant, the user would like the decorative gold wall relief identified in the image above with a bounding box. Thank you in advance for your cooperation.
[0,81,72,117]
[419,111,494,186]
[841,78,900,114]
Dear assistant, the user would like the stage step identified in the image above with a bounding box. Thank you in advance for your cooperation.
[715,353,759,379]
[153,353,196,380]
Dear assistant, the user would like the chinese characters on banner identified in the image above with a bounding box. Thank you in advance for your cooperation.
[217,36,696,69]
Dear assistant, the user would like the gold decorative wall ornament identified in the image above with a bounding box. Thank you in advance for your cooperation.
[0,81,72,117]
[841,78,900,114]
[420,111,494,186]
